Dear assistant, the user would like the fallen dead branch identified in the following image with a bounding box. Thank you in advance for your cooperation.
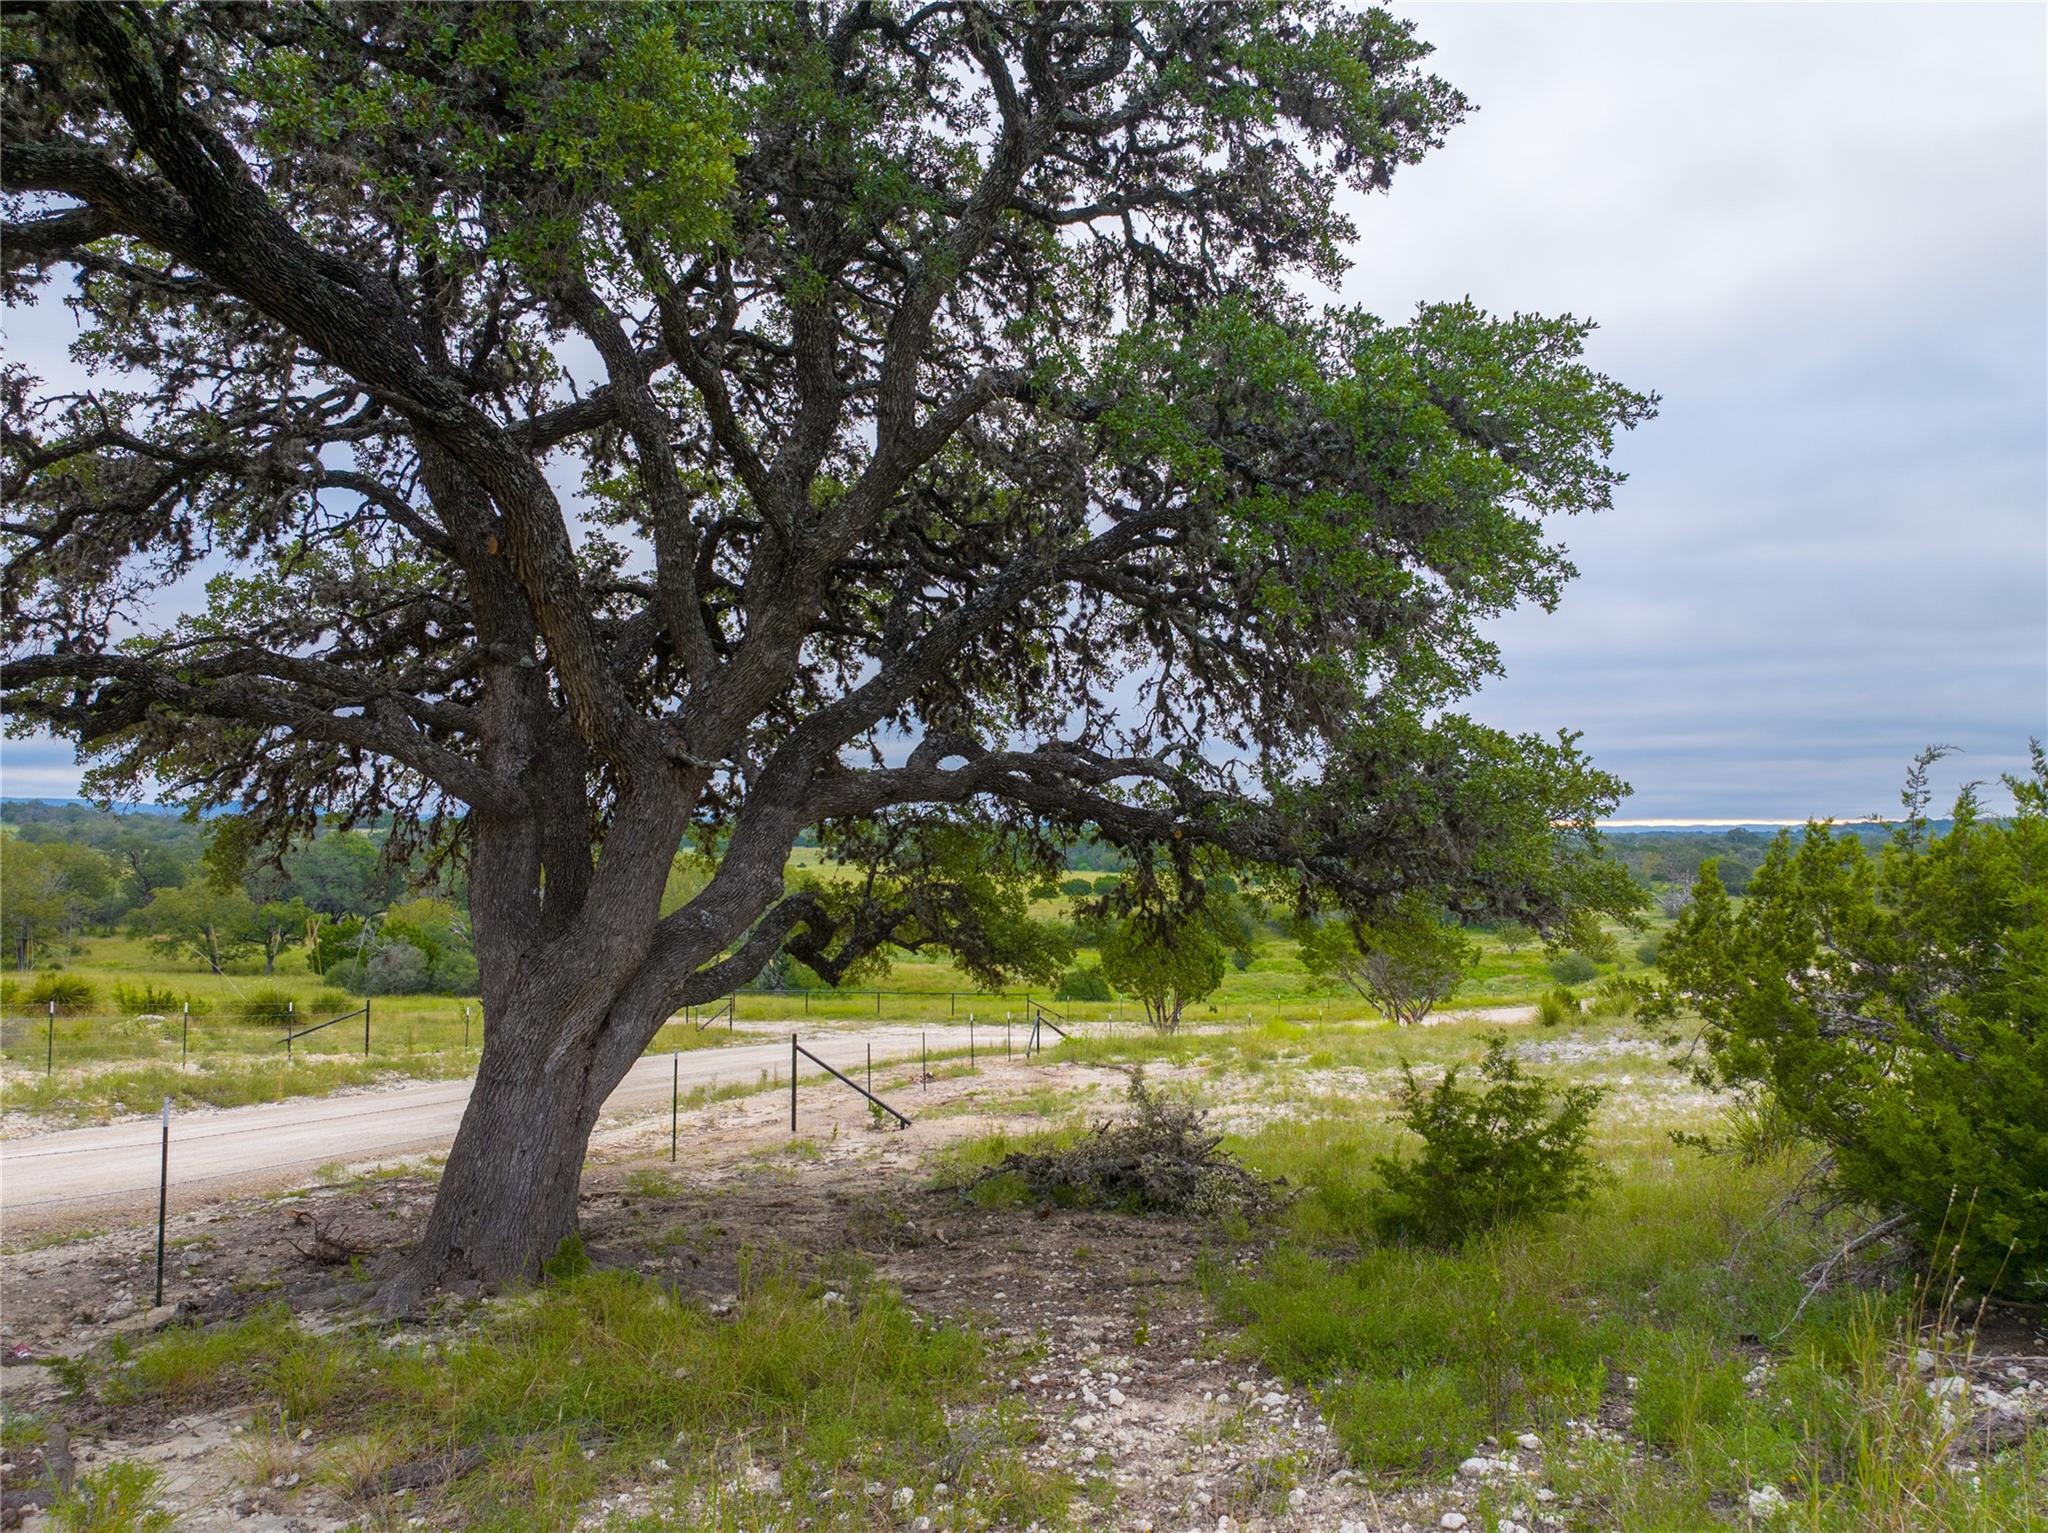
[285,1209,371,1267]
[956,1074,1281,1219]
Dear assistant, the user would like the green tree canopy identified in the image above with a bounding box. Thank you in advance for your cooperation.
[1299,893,1475,1025]
[0,834,116,968]
[130,874,263,972]
[1097,898,1231,1034]
[1655,747,2048,1295]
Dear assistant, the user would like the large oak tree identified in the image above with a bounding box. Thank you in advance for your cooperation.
[2,1,1650,1303]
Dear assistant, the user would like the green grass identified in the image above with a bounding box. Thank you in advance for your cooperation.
[928,1012,2039,1531]
[92,1261,1069,1531]
[50,1462,176,1533]
[1178,1028,2042,1532]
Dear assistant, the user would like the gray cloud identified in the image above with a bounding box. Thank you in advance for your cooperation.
[1327,2,2048,817]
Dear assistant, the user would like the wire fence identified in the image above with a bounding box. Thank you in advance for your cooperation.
[0,984,1381,1079]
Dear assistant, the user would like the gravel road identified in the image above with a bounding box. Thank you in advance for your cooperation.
[0,1025,939,1233]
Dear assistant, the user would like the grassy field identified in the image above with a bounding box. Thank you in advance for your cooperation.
[2,906,1661,1059]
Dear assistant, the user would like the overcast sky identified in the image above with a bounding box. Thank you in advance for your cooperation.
[2,3,2044,820]
[1338,2,2048,818]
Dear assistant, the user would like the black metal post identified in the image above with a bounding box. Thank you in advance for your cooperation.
[464,1004,470,1052]
[790,1033,798,1132]
[181,1003,189,1069]
[671,1051,679,1163]
[922,1031,927,1089]
[363,996,371,1056]
[875,988,881,1016]
[154,1096,170,1307]
[969,1017,974,1065]
[46,1000,54,1075]
[791,1039,912,1128]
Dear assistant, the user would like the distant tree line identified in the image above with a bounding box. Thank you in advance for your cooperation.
[0,802,475,996]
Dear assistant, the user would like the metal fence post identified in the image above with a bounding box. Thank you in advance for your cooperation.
[790,1033,798,1132]
[922,1031,927,1090]
[867,1042,872,1097]
[154,1096,170,1307]
[363,996,371,1056]
[181,1002,189,1069]
[671,1051,679,1163]
[46,1000,55,1075]
[969,1016,974,1066]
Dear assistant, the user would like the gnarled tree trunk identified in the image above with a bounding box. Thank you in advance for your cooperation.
[380,989,665,1311]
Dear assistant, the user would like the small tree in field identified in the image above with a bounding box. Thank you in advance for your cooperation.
[1373,1038,1605,1246]
[1300,896,1475,1025]
[1494,920,1536,955]
[1098,908,1228,1034]
[3,2,1648,1303]
[131,877,263,973]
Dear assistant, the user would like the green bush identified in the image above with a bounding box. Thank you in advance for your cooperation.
[11,972,99,1014]
[225,985,296,1023]
[111,981,205,1017]
[1053,964,1114,1002]
[1546,950,1599,985]
[1535,986,1578,1027]
[362,940,431,994]
[1091,874,1122,894]
[1371,1038,1605,1246]
[1635,937,1661,967]
[1656,747,2048,1293]
[1059,878,1093,897]
[1588,975,1641,1020]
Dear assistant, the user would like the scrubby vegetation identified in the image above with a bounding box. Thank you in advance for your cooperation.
[83,1262,1063,1529]
[1658,747,2048,1294]
[1370,1038,1605,1246]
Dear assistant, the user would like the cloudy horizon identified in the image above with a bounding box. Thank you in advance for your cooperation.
[3,2,2044,820]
